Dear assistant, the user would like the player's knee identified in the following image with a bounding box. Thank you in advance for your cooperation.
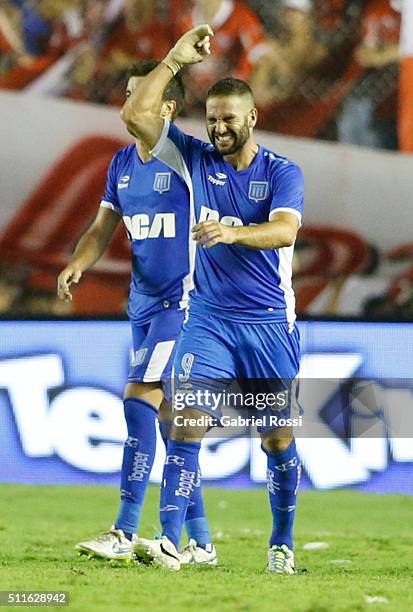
[170,408,210,442]
[123,381,162,403]
[123,382,162,431]
[261,428,293,454]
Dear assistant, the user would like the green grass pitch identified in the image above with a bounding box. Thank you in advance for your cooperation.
[0,484,412,611]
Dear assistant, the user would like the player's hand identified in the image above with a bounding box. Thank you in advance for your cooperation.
[192,221,236,249]
[163,24,213,75]
[57,265,82,302]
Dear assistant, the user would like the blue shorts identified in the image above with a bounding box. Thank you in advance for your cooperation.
[128,307,185,385]
[171,311,300,428]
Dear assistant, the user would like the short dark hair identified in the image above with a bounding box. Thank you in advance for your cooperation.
[207,78,255,104]
[126,60,185,119]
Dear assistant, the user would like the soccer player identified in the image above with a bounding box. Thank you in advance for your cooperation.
[56,59,216,566]
[120,27,304,574]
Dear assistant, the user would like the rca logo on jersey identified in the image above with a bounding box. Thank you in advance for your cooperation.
[199,205,243,227]
[249,181,269,202]
[118,175,130,189]
[123,213,176,240]
[208,172,227,187]
[153,172,171,194]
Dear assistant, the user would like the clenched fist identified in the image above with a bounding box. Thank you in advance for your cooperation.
[163,24,214,76]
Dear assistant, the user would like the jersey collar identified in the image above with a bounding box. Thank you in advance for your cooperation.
[134,145,157,165]
[221,145,263,175]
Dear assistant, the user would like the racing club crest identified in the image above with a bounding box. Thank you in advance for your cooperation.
[248,181,269,202]
[153,172,171,194]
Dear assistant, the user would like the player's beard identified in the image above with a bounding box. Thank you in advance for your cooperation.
[210,119,250,156]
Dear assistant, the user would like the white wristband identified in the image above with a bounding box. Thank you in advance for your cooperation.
[162,56,182,76]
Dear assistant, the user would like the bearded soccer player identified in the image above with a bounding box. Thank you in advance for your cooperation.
[57,60,216,566]
[120,27,303,573]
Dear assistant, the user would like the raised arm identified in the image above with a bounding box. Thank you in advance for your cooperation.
[57,207,120,302]
[120,24,213,149]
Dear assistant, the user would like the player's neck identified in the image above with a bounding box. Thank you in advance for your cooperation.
[223,139,259,171]
[135,140,152,163]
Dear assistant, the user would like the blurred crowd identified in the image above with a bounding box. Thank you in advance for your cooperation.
[0,263,74,316]
[0,0,403,149]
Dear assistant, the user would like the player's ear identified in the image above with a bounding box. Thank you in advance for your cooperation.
[161,100,176,120]
[248,108,258,129]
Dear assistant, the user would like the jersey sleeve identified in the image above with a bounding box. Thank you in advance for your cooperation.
[151,120,207,188]
[269,162,304,226]
[100,153,122,215]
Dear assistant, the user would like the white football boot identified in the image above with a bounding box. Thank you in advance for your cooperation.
[267,544,295,574]
[75,527,136,561]
[179,539,218,566]
[133,535,181,571]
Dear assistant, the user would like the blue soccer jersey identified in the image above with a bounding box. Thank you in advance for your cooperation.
[100,144,194,324]
[151,121,304,326]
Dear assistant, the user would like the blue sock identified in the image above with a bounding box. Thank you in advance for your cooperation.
[185,470,211,547]
[263,439,301,550]
[158,423,210,547]
[160,440,200,549]
[115,398,157,535]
